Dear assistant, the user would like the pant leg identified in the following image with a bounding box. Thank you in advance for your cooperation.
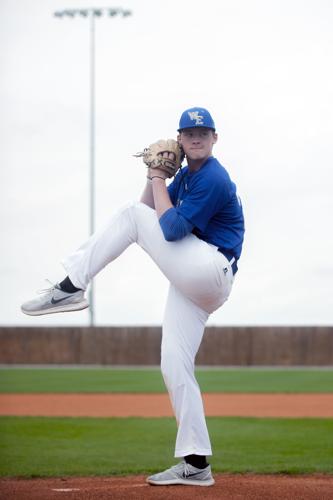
[62,201,233,314]
[62,200,234,459]
[161,284,211,457]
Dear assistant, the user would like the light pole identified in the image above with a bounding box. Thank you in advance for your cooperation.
[54,7,132,326]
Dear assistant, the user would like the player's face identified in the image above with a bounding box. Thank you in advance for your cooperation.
[178,128,217,162]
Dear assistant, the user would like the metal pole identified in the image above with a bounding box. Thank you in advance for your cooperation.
[89,12,95,326]
[54,7,132,327]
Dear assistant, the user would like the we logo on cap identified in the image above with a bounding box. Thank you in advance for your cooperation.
[188,111,204,125]
[178,107,216,132]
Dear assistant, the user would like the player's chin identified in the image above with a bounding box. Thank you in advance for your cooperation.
[186,150,206,161]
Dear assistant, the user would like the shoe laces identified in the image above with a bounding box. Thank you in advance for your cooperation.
[173,461,190,477]
[37,279,58,295]
[182,462,190,477]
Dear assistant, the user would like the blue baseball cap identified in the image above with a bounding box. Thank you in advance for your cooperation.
[178,107,215,132]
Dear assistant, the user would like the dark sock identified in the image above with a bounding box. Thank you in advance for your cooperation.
[184,454,208,469]
[59,276,82,293]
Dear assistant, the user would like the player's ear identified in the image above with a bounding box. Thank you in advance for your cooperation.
[212,132,218,144]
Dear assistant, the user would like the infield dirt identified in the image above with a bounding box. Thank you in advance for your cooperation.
[1,393,333,498]
[1,393,333,417]
[1,474,333,500]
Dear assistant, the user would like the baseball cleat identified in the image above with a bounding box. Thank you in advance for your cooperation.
[21,281,88,316]
[146,461,215,486]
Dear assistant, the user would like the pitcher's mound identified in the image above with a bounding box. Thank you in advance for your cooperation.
[1,474,333,500]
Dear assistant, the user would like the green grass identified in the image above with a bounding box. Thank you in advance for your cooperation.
[0,416,332,477]
[1,368,333,393]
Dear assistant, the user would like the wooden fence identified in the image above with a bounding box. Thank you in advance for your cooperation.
[0,326,332,365]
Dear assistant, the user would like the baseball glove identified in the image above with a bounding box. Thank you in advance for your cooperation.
[134,139,184,178]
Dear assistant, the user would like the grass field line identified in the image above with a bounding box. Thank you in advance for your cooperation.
[1,368,333,393]
[1,417,333,475]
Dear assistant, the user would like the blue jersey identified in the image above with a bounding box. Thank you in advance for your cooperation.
[167,157,245,260]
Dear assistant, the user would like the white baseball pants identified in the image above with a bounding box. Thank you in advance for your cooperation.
[62,201,234,457]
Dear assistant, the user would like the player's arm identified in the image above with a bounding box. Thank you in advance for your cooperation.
[137,140,181,213]
[140,178,155,209]
[151,177,173,217]
[140,166,174,211]
[140,157,175,214]
[137,145,192,241]
[149,175,192,241]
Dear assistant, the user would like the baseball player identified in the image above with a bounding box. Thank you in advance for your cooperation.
[21,107,245,487]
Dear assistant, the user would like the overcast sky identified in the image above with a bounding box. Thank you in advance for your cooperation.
[1,0,332,327]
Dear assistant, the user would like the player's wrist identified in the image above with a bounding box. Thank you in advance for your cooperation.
[151,176,166,181]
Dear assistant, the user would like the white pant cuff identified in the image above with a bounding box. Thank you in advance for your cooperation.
[61,260,87,292]
[175,448,212,458]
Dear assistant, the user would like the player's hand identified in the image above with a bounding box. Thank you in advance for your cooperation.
[135,139,184,179]
[147,165,168,180]
[151,152,176,180]
[161,151,176,162]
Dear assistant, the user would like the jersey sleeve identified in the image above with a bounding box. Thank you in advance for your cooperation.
[159,207,194,241]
